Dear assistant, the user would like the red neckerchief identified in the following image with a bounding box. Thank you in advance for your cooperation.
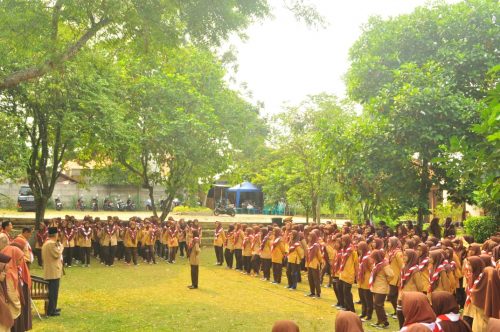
[434,313,460,332]
[36,229,48,246]
[214,226,223,238]
[128,228,138,242]
[271,237,281,252]
[149,228,156,241]
[64,227,75,241]
[251,234,260,250]
[388,248,401,262]
[106,225,116,236]
[339,246,353,272]
[288,241,301,254]
[260,233,270,251]
[369,260,387,288]
[418,257,429,271]
[81,227,92,241]
[400,264,419,289]
[307,242,320,263]
[428,263,446,292]
[242,235,253,248]
[168,227,178,237]
[357,251,371,282]
[465,272,483,306]
[189,237,199,249]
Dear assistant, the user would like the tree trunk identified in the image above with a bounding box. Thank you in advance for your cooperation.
[311,194,318,224]
[147,185,157,217]
[160,194,174,221]
[35,195,48,230]
[417,158,431,224]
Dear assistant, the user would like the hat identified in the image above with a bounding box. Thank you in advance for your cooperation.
[48,227,58,235]
[0,252,11,264]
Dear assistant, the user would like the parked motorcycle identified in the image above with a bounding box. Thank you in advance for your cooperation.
[214,204,236,217]
[91,196,99,211]
[76,196,85,211]
[116,197,126,211]
[103,197,114,211]
[55,196,63,211]
[126,196,135,211]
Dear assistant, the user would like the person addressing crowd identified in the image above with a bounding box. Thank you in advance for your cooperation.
[41,227,64,317]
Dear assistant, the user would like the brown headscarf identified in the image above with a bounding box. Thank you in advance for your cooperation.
[0,252,14,329]
[357,241,372,283]
[401,249,419,288]
[431,291,471,332]
[479,253,494,268]
[370,249,388,280]
[468,244,481,257]
[307,232,320,263]
[373,238,384,250]
[466,256,486,285]
[271,320,299,332]
[402,292,437,326]
[471,266,500,318]
[335,310,363,332]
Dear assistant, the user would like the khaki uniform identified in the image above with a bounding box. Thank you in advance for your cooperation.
[41,239,64,280]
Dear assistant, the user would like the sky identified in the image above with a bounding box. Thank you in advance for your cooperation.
[228,0,459,115]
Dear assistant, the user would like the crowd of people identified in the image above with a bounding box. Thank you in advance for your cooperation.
[212,217,500,331]
[0,214,499,332]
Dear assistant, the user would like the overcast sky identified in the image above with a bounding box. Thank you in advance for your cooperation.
[228,0,459,115]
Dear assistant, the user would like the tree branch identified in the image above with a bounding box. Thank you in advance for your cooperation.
[0,18,110,90]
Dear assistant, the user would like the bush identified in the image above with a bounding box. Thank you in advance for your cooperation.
[464,216,499,243]
[172,206,212,214]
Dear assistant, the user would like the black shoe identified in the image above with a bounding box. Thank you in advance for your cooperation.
[48,312,60,317]
[188,285,198,289]
[55,308,61,313]
[376,322,389,329]
[305,293,315,297]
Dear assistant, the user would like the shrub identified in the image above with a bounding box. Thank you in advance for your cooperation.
[464,216,499,243]
[172,206,212,214]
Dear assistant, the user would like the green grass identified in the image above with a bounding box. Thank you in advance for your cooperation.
[30,249,398,332]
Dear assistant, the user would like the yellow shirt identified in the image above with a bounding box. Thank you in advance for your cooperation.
[213,228,226,247]
[271,239,285,263]
[339,250,359,285]
[306,244,323,269]
[288,242,304,264]
[388,250,404,286]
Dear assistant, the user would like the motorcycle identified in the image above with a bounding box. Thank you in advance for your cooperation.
[76,196,85,211]
[116,198,126,211]
[126,196,136,211]
[91,196,99,211]
[103,198,114,211]
[55,196,63,211]
[214,204,236,217]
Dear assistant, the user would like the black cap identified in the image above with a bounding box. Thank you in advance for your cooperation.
[48,227,58,235]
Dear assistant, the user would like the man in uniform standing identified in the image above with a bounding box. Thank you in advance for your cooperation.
[42,227,64,317]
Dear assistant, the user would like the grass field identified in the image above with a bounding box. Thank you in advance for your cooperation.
[29,249,399,332]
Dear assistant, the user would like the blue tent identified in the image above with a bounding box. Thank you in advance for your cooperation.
[227,181,262,208]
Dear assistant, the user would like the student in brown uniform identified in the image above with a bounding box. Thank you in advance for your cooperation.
[260,228,272,281]
[187,230,201,289]
[369,249,394,329]
[242,228,253,274]
[167,223,179,264]
[357,241,373,321]
[251,226,261,276]
[123,220,139,266]
[224,224,234,268]
[470,266,500,332]
[397,249,423,328]
[271,227,285,285]
[429,249,451,294]
[335,311,364,332]
[431,291,471,332]
[233,223,244,271]
[386,236,403,319]
[143,222,157,264]
[338,234,358,312]
[286,230,303,290]
[101,219,118,267]
[305,231,322,298]
[79,220,92,267]
[61,220,76,267]
[0,253,14,332]
[213,221,225,266]
[34,223,47,267]
[400,292,437,331]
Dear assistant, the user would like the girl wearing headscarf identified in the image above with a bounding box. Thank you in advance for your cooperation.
[397,249,423,328]
[369,249,394,329]
[305,231,322,298]
[387,236,404,318]
[428,250,451,294]
[430,291,471,332]
[286,230,303,290]
[443,217,456,238]
[453,238,467,308]
[251,226,261,276]
[260,227,272,281]
[467,244,481,257]
[335,311,364,332]
[462,256,485,328]
[0,253,14,332]
[242,228,253,275]
[400,292,437,331]
[331,235,343,309]
[470,266,500,332]
[443,247,457,293]
[187,230,200,289]
[271,228,285,284]
[233,223,244,271]
[357,241,373,321]
[224,224,235,269]
[338,234,358,312]
[417,243,430,293]
[9,239,32,331]
[0,245,24,332]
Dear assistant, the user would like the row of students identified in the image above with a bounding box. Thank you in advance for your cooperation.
[32,215,203,267]
[212,220,500,331]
